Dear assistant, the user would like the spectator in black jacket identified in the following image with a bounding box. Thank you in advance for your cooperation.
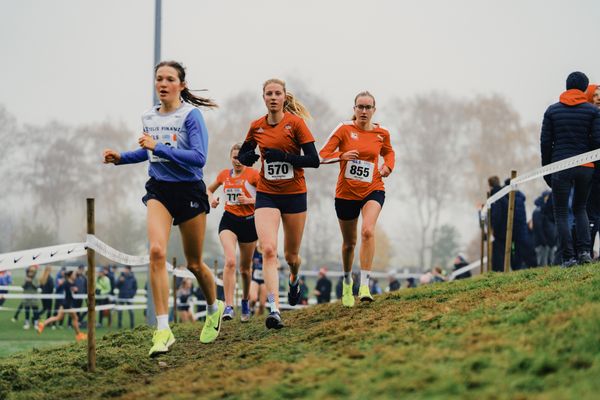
[314,268,332,304]
[388,270,401,291]
[541,71,600,267]
[452,254,471,280]
[533,191,558,265]
[116,266,137,329]
[489,176,506,272]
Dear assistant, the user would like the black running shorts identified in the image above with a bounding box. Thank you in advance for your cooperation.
[255,192,307,214]
[143,178,210,225]
[218,211,258,243]
[334,190,385,221]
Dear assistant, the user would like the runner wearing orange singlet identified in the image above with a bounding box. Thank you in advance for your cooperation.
[206,143,259,322]
[319,91,395,306]
[236,78,320,329]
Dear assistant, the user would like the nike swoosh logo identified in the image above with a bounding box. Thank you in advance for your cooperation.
[14,256,23,263]
[214,315,221,331]
[32,254,41,260]
[67,248,75,254]
[50,251,58,257]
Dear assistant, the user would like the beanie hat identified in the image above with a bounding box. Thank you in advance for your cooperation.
[566,71,589,91]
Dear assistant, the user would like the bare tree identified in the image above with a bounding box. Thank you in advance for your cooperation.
[464,94,541,204]
[387,93,468,269]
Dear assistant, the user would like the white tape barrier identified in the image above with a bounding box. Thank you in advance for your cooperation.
[0,243,87,270]
[481,148,600,216]
[0,235,214,281]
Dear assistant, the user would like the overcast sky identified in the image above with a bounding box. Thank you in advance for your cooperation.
[2,0,600,262]
[2,0,599,131]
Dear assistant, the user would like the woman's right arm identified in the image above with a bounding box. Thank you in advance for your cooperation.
[103,148,148,165]
[206,178,222,208]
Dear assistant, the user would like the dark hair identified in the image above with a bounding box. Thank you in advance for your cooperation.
[155,61,218,108]
[65,271,74,279]
[488,176,500,188]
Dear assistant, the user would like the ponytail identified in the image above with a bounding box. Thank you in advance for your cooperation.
[284,92,311,120]
[155,61,218,108]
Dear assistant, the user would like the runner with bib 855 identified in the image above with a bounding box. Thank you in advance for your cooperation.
[319,91,395,306]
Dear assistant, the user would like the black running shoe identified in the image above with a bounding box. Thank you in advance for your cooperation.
[287,281,301,306]
[265,311,284,330]
[578,252,593,265]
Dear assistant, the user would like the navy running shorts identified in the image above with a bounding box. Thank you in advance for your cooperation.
[334,190,385,221]
[218,211,258,243]
[143,178,210,225]
[255,192,307,214]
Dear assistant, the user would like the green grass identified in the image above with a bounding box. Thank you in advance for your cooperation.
[0,303,147,358]
[1,265,600,399]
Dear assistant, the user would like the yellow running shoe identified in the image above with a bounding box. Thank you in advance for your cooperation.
[148,328,175,358]
[358,285,374,302]
[200,300,225,344]
[342,279,355,307]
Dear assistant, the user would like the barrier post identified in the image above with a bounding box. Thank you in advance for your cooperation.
[172,257,177,324]
[486,192,493,273]
[86,198,96,373]
[504,170,517,273]
[480,216,485,275]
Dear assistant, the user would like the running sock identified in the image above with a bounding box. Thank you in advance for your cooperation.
[289,274,300,287]
[207,302,219,315]
[344,272,352,285]
[156,314,169,330]
[360,270,371,287]
[267,293,279,313]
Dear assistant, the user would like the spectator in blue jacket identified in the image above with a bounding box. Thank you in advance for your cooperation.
[0,269,12,306]
[541,71,600,267]
[116,265,137,329]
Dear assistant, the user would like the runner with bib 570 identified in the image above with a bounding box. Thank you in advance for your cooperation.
[237,78,320,329]
[319,91,395,306]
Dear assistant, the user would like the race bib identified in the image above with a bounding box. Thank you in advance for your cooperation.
[149,132,177,163]
[224,188,243,205]
[264,161,294,181]
[344,159,374,183]
[252,269,263,281]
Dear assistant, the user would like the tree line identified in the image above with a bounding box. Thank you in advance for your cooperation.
[0,85,542,271]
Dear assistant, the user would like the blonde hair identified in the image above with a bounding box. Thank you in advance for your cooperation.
[352,91,376,121]
[230,142,242,156]
[262,78,311,120]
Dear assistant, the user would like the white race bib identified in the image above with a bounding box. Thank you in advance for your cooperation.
[344,159,374,183]
[149,132,177,163]
[252,269,263,280]
[224,188,243,205]
[264,161,294,181]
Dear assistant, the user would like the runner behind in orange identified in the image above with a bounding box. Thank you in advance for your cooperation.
[206,143,259,322]
[319,91,395,306]
[236,78,319,329]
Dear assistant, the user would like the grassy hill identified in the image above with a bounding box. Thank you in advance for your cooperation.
[1,265,599,399]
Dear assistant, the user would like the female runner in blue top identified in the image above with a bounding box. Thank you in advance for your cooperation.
[103,61,224,357]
